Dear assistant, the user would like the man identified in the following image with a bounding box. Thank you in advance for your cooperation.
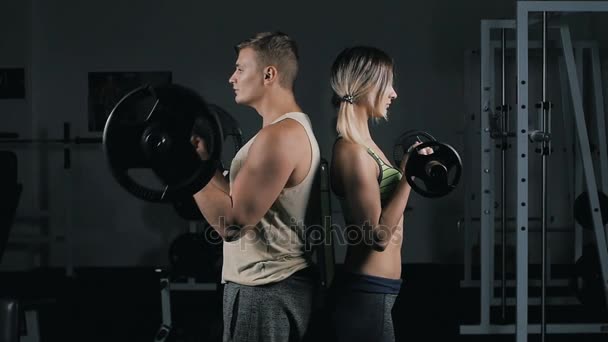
[192,31,321,342]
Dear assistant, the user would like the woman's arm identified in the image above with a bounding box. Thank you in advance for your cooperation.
[335,142,413,251]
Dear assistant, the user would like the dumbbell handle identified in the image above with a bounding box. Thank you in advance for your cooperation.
[405,136,423,154]
[425,160,448,178]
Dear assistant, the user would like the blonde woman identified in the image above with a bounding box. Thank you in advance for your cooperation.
[329,46,430,342]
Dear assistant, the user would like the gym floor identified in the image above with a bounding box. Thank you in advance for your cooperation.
[2,264,606,342]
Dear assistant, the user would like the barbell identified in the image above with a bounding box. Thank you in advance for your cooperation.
[171,104,244,221]
[103,83,231,203]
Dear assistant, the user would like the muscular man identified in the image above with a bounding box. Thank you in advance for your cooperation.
[192,31,321,342]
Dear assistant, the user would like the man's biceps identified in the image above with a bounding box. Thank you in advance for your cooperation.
[243,153,285,179]
[244,164,285,187]
[239,168,284,196]
[248,138,284,165]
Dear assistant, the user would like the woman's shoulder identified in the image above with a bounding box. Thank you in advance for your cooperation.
[333,138,366,159]
[332,139,378,175]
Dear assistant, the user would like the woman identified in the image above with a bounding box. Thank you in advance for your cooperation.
[329,46,429,342]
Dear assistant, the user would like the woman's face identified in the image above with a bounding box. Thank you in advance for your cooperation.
[366,80,397,118]
[380,84,397,116]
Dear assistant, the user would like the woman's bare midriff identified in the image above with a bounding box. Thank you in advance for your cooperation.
[342,217,404,280]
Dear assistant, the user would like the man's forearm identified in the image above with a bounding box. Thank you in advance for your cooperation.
[193,180,238,239]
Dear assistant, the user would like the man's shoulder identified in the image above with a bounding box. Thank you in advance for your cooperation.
[251,122,298,151]
[275,111,310,125]
[263,114,308,137]
[251,115,314,154]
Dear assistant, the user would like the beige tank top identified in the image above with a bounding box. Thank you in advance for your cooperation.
[222,112,321,285]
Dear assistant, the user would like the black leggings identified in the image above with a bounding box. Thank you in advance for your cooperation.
[329,272,402,342]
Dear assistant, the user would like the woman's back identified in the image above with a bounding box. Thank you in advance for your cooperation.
[330,138,404,279]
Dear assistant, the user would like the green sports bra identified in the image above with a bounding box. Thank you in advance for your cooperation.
[365,147,403,205]
[333,138,403,206]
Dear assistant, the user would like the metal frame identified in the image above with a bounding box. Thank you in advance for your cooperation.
[557,50,582,262]
[462,33,608,290]
[463,20,576,300]
[461,3,608,338]
[479,19,505,327]
[515,2,608,341]
[461,35,596,292]
[461,49,476,289]
[464,41,603,274]
[591,46,608,194]
[154,221,218,342]
[558,19,608,300]
[560,43,608,263]
[154,276,218,342]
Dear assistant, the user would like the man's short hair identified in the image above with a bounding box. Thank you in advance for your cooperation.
[235,31,299,89]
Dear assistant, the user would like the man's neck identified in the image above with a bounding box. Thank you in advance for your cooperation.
[252,88,302,127]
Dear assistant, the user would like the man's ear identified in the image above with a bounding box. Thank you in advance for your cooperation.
[263,66,278,83]
[191,135,200,147]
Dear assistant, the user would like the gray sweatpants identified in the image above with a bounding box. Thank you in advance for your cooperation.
[222,272,315,342]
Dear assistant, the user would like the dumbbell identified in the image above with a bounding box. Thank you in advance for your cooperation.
[393,129,462,198]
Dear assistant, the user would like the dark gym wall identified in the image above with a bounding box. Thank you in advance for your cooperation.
[3,0,602,269]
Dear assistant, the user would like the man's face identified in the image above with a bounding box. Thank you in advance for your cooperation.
[228,47,265,106]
